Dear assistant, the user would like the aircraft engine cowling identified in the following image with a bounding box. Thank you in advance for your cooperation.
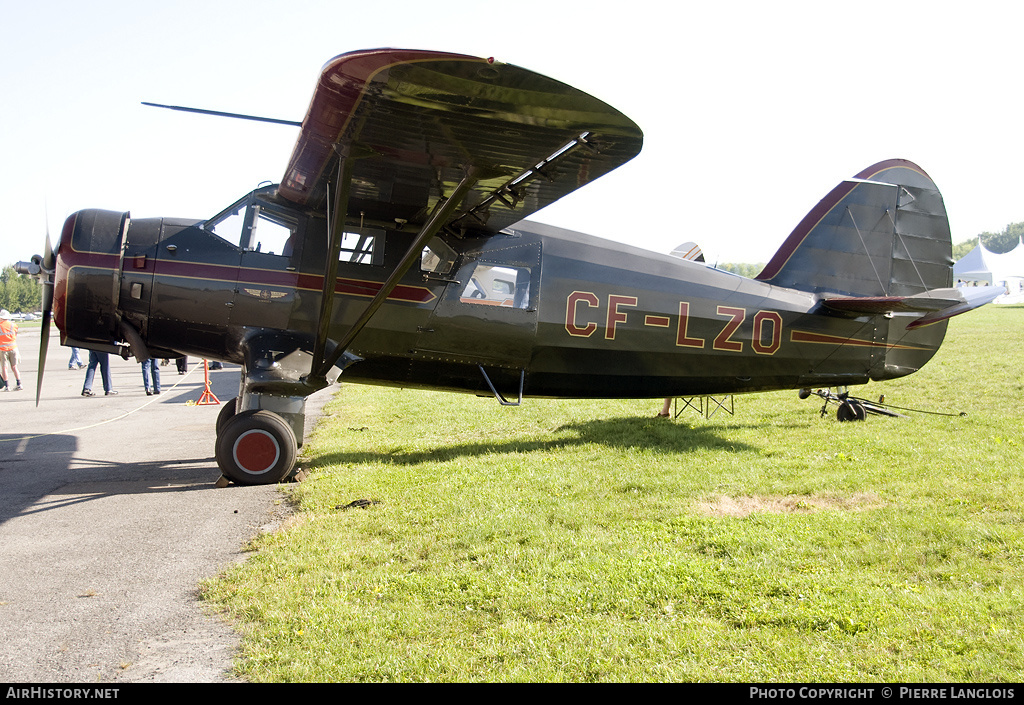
[53,209,131,354]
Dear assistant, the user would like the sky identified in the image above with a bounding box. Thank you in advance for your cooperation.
[3,0,1023,270]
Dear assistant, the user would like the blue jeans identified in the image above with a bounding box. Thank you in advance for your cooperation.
[141,358,161,392]
[83,351,113,393]
[68,347,83,367]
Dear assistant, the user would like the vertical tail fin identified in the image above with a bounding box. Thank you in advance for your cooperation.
[756,159,953,297]
[759,160,964,381]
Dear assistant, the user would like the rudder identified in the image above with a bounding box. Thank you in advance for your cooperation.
[756,159,953,297]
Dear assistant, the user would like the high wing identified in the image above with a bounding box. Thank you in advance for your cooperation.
[271,48,644,387]
[278,48,644,234]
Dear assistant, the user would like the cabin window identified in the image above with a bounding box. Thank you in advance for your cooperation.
[339,228,384,266]
[421,237,457,275]
[459,262,532,309]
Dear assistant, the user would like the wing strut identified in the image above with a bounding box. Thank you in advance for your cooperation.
[303,166,482,388]
[308,157,355,382]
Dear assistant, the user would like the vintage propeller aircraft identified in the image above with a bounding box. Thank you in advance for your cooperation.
[17,48,999,486]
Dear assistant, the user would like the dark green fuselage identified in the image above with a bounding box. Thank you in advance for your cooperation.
[55,202,944,403]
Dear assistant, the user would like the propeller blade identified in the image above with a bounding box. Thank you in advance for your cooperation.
[35,227,55,406]
[35,302,50,407]
[43,222,55,270]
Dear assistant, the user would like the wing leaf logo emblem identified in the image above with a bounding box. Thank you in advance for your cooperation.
[242,287,288,302]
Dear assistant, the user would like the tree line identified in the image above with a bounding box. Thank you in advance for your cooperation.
[951,221,1024,260]
[0,265,42,313]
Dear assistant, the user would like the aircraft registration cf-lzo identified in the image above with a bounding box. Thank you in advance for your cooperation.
[17,48,999,486]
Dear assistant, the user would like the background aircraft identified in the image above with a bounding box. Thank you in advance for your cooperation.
[17,49,999,485]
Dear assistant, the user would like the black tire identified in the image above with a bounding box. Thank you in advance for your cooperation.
[836,399,867,422]
[215,396,239,435]
[216,410,297,485]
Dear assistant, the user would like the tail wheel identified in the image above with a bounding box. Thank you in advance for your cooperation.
[837,399,867,422]
[216,410,297,485]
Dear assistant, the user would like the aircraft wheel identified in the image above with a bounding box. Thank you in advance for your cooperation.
[216,410,297,485]
[216,396,239,435]
[836,399,867,422]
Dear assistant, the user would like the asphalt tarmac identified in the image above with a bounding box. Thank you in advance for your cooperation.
[0,328,335,682]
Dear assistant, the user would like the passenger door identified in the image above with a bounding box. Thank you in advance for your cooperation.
[415,241,540,367]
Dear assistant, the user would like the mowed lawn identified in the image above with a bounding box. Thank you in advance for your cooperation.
[203,305,1024,682]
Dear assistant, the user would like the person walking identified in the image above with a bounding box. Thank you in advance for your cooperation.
[82,350,116,397]
[0,310,24,392]
[141,357,161,395]
[68,346,84,369]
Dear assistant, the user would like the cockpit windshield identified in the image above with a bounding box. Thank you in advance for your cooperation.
[205,200,248,248]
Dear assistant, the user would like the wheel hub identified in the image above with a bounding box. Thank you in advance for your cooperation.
[232,429,281,475]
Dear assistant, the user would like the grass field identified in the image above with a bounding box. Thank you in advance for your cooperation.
[202,305,1024,682]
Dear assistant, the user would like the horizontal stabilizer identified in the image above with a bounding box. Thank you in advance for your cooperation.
[669,241,705,262]
[905,286,1002,329]
[822,286,1001,328]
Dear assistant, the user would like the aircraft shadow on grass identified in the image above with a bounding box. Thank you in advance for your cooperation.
[308,416,771,469]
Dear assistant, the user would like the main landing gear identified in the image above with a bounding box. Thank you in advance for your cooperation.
[214,397,300,485]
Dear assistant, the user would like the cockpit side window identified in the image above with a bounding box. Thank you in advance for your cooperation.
[459,262,532,309]
[251,207,298,256]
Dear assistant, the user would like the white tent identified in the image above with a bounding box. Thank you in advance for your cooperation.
[954,238,1024,302]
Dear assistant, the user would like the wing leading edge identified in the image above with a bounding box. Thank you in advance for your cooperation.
[277,48,644,234]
